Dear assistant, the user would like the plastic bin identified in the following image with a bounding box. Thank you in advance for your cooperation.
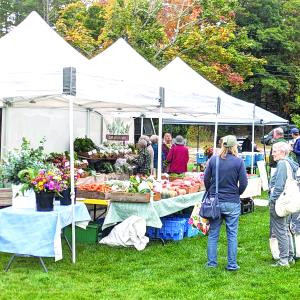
[255,153,264,164]
[157,217,186,241]
[64,222,101,244]
[146,226,158,239]
[196,152,208,164]
[241,152,255,168]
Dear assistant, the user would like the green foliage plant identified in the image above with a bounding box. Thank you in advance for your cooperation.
[0,137,48,185]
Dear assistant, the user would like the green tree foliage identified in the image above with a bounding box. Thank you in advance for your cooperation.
[235,0,300,119]
[0,0,75,37]
[56,1,105,57]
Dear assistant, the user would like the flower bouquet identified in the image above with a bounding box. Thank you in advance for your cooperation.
[19,167,67,211]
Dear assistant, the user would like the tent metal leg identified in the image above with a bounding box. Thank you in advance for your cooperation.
[63,232,72,253]
[38,257,48,273]
[4,254,16,272]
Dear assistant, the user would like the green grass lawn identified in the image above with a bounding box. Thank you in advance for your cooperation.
[0,206,299,300]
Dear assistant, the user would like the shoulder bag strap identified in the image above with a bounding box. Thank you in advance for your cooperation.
[284,160,293,180]
[216,155,219,195]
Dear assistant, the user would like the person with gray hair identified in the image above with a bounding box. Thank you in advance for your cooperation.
[133,139,151,176]
[269,141,299,267]
[269,127,287,176]
[139,135,154,172]
[150,135,159,170]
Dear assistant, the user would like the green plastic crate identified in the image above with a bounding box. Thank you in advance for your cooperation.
[64,222,101,244]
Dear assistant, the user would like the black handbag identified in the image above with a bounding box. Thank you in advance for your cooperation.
[199,155,221,220]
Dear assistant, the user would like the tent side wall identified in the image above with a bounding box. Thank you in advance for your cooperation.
[2,107,102,154]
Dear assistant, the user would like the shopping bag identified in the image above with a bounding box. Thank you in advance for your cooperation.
[199,191,221,220]
[189,202,210,235]
[275,161,300,217]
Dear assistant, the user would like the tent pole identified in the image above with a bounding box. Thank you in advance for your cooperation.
[150,118,156,135]
[213,97,221,154]
[251,105,255,174]
[69,95,76,264]
[0,105,7,160]
[157,87,165,181]
[86,109,91,138]
[197,125,200,153]
[140,117,144,136]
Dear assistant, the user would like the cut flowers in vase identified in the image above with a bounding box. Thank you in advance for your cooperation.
[18,166,68,195]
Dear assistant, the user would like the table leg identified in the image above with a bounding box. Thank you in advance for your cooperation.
[4,254,16,272]
[4,254,48,273]
[63,231,72,253]
[38,257,48,273]
[94,204,96,221]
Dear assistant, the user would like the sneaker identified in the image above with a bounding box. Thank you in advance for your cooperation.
[226,266,240,271]
[271,261,289,267]
[289,258,295,265]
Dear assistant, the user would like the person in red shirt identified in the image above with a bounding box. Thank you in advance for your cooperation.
[166,135,189,174]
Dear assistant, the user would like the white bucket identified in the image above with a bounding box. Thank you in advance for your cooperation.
[12,184,36,209]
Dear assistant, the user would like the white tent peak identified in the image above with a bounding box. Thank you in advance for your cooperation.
[90,38,159,81]
[0,10,87,69]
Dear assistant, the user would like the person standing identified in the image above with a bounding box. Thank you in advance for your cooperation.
[291,128,300,165]
[162,133,172,172]
[269,128,287,177]
[166,135,189,174]
[269,142,298,267]
[150,135,159,171]
[134,139,151,176]
[204,135,248,271]
[139,135,154,173]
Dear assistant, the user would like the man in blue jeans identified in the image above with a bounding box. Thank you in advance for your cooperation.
[204,135,248,271]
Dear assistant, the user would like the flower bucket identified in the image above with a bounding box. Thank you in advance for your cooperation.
[12,184,36,209]
[35,192,55,212]
[55,188,76,206]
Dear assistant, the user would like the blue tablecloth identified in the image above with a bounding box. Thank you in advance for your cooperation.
[0,202,91,261]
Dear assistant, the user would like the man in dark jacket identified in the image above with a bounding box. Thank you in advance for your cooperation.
[291,128,300,165]
[269,128,287,176]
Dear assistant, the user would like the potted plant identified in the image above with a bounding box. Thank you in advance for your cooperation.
[0,138,47,208]
[19,167,67,211]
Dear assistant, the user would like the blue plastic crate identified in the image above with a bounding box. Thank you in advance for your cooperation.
[146,226,158,239]
[196,153,208,164]
[173,214,201,238]
[157,217,186,241]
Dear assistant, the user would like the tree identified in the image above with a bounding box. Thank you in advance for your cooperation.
[235,0,300,119]
[56,1,105,57]
[0,0,75,37]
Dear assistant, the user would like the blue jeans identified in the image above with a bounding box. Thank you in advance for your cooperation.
[207,202,240,270]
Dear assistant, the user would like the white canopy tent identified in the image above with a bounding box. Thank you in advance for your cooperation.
[0,13,160,264]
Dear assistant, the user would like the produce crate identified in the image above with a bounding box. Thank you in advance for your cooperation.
[76,189,111,200]
[0,188,12,207]
[157,217,186,241]
[63,222,101,244]
[146,226,158,238]
[171,215,203,238]
[110,192,150,203]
